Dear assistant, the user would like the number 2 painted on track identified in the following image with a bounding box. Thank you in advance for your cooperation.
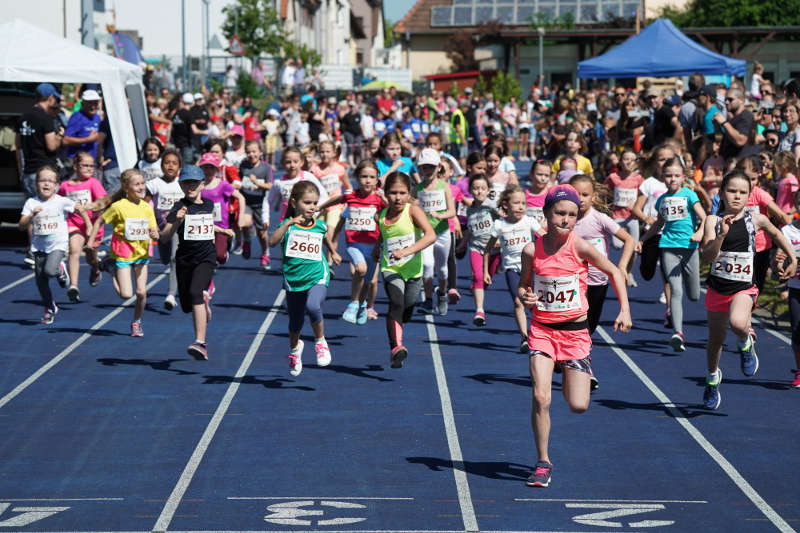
[0,503,69,527]
[263,500,366,526]
[566,503,674,528]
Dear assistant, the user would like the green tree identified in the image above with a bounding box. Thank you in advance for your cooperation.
[657,0,800,27]
[221,0,287,60]
[384,19,397,49]
[490,71,522,104]
[282,41,322,68]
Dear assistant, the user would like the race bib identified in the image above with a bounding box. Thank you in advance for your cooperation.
[320,174,341,195]
[213,202,222,222]
[419,189,446,213]
[67,189,91,207]
[157,192,184,211]
[712,251,753,282]
[660,196,688,221]
[501,227,532,256]
[745,205,761,216]
[487,182,506,203]
[33,213,64,236]
[385,233,415,267]
[533,274,582,312]
[345,206,376,232]
[285,230,323,261]
[183,213,214,241]
[526,205,544,222]
[457,202,468,218]
[242,174,260,191]
[614,188,637,207]
[280,182,294,202]
[124,218,150,241]
[468,211,493,237]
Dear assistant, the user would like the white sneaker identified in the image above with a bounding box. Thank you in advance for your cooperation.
[627,272,638,288]
[316,340,331,367]
[289,340,304,377]
[658,291,667,304]
[164,294,176,310]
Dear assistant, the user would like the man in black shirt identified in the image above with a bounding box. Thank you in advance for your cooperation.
[172,93,196,163]
[464,87,480,152]
[16,83,63,198]
[713,87,756,159]
[340,101,363,165]
[646,90,682,148]
[190,92,210,153]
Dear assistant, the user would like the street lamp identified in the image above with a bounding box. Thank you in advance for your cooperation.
[537,27,545,87]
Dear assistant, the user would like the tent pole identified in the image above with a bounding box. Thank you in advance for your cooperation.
[181,0,187,92]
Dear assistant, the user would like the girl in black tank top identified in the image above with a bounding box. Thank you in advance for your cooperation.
[706,212,756,295]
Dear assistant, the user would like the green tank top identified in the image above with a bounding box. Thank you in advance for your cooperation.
[379,203,423,280]
[281,218,330,292]
[417,179,449,235]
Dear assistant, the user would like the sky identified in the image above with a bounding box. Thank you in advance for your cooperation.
[384,0,417,24]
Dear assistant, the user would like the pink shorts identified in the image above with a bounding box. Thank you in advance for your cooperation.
[705,285,758,313]
[528,321,592,362]
[470,250,500,289]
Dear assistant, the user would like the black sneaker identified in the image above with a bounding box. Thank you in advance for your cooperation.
[187,341,208,360]
[664,310,673,329]
[526,461,553,487]
[66,285,80,303]
[24,250,35,267]
[390,346,408,369]
[519,336,529,353]
[419,299,434,314]
[41,304,58,325]
[89,265,102,287]
[590,375,599,391]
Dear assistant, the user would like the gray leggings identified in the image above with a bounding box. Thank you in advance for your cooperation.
[383,273,423,323]
[158,232,179,297]
[34,250,65,308]
[660,247,700,334]
[286,283,327,333]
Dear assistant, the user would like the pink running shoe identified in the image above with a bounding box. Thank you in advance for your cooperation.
[447,288,461,305]
[130,321,143,337]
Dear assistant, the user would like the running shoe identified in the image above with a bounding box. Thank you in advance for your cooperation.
[447,288,461,305]
[663,310,673,329]
[748,327,758,342]
[187,341,208,361]
[436,287,448,316]
[164,294,176,310]
[207,280,215,297]
[261,254,271,271]
[473,311,486,327]
[203,290,212,322]
[703,369,722,410]
[526,461,553,487]
[627,272,638,288]
[56,260,70,288]
[41,304,58,325]
[419,299,434,314]
[520,336,529,354]
[356,303,368,325]
[342,301,359,323]
[669,332,686,352]
[590,374,599,391]
[130,320,144,337]
[88,265,102,287]
[242,241,252,259]
[289,340,304,377]
[232,242,243,255]
[366,307,379,320]
[791,369,800,388]
[390,345,408,369]
[739,335,759,377]
[24,250,34,267]
[67,285,80,303]
[315,340,332,367]
[658,291,667,304]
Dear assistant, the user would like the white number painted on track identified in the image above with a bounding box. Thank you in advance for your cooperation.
[0,503,69,527]
[566,503,674,528]
[263,500,366,526]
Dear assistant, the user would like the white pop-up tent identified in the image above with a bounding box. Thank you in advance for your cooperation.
[0,19,148,169]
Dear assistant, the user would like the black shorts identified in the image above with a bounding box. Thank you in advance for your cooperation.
[245,204,266,230]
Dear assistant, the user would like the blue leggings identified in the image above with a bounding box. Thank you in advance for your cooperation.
[286,284,327,333]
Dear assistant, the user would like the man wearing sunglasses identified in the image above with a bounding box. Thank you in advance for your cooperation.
[713,87,755,159]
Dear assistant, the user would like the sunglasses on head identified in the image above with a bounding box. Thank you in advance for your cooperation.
[725,97,735,102]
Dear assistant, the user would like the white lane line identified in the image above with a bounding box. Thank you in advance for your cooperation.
[0,272,167,411]
[152,290,286,533]
[0,498,124,501]
[515,498,707,503]
[227,497,413,501]
[0,272,35,295]
[596,325,796,533]
[424,314,478,533]
[699,287,792,345]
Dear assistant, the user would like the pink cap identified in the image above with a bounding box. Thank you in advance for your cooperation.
[197,152,221,168]
[229,124,245,137]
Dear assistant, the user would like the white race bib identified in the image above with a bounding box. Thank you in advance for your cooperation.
[614,188,637,207]
[487,182,506,203]
[124,218,150,241]
[533,274,582,312]
[419,189,446,213]
[213,202,222,222]
[345,206,376,232]
[468,211,493,237]
[320,174,341,195]
[67,189,91,207]
[712,251,753,282]
[526,205,544,222]
[385,233,415,267]
[183,213,215,241]
[285,229,323,261]
[501,227,532,256]
[660,196,689,221]
[457,202,468,218]
[157,192,184,212]
[33,213,64,236]
[242,174,260,191]
[745,205,761,216]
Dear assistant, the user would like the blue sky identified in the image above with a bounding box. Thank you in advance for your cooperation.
[384,0,418,23]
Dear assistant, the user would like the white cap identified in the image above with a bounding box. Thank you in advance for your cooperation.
[193,92,204,100]
[267,108,279,116]
[182,92,194,105]
[82,89,101,101]
[417,148,441,167]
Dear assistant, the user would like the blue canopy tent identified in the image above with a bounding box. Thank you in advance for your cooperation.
[577,18,747,79]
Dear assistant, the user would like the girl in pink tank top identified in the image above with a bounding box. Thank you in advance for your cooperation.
[517,184,632,489]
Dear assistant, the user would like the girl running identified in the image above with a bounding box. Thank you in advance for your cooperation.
[551,129,594,177]
[375,171,436,368]
[780,189,800,387]
[526,159,552,227]
[316,160,386,324]
[484,145,517,210]
[638,156,705,352]
[484,185,543,352]
[137,137,165,182]
[701,171,796,409]
[518,184,632,488]
[773,151,799,217]
[417,148,456,315]
[237,139,272,269]
[268,181,342,377]
[145,148,184,309]
[19,166,90,324]
[311,139,353,261]
[266,147,329,220]
[88,169,159,337]
[198,152,246,267]
[604,148,643,286]
[159,165,233,360]
[58,151,106,302]
[376,132,420,184]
